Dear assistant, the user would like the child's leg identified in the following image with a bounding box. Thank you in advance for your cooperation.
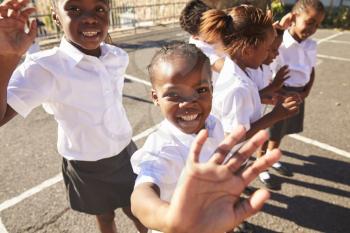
[122,207,148,233]
[268,138,293,177]
[96,211,117,233]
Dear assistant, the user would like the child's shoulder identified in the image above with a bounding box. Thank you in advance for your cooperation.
[26,47,59,63]
[103,43,128,58]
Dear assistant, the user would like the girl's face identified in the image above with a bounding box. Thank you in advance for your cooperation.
[290,7,325,42]
[53,0,109,56]
[264,35,283,65]
[151,58,213,134]
[242,28,276,69]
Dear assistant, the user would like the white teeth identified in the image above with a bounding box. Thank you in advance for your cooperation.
[82,31,98,37]
[180,114,198,121]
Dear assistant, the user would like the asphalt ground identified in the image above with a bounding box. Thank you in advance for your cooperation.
[0,27,349,233]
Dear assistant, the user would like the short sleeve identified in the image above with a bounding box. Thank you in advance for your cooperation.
[305,40,317,67]
[221,87,253,133]
[131,146,185,188]
[7,59,54,118]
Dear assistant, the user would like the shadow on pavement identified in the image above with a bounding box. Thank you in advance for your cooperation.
[262,192,350,233]
[282,150,350,187]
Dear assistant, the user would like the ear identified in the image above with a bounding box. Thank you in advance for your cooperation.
[51,7,61,27]
[151,89,159,106]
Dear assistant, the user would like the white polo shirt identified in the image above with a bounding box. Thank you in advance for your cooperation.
[246,65,272,91]
[189,36,223,84]
[7,37,132,161]
[272,30,317,87]
[212,57,262,133]
[131,115,224,204]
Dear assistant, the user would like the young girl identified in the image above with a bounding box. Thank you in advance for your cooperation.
[179,0,225,84]
[130,42,282,233]
[0,0,146,232]
[199,5,301,190]
[266,0,326,176]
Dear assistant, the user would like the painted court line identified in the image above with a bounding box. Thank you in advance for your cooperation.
[317,54,350,62]
[0,218,9,233]
[125,74,151,87]
[289,134,350,159]
[316,32,343,45]
[0,124,159,213]
[325,40,350,45]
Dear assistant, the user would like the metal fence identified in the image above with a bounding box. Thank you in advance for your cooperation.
[30,1,188,41]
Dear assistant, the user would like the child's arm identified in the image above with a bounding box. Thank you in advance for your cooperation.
[299,68,315,100]
[245,95,300,139]
[132,128,281,233]
[0,0,36,121]
[131,183,169,231]
[259,65,290,97]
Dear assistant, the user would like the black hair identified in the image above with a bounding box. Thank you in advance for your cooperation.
[276,28,284,37]
[179,0,211,36]
[292,0,325,14]
[148,42,211,86]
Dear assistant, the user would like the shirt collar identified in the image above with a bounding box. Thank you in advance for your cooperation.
[283,30,313,49]
[58,37,111,67]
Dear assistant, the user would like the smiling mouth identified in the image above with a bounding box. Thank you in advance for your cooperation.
[178,113,199,122]
[81,31,100,38]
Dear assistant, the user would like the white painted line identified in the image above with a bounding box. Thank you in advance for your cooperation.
[132,124,160,141]
[0,174,62,212]
[0,124,159,213]
[325,40,350,45]
[125,74,152,87]
[0,218,9,233]
[289,134,350,159]
[317,54,350,62]
[316,32,343,45]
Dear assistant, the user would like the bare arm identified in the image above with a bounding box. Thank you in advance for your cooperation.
[131,183,170,231]
[0,0,36,121]
[300,68,315,100]
[0,105,17,127]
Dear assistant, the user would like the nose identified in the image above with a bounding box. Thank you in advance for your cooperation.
[81,11,98,24]
[178,93,199,107]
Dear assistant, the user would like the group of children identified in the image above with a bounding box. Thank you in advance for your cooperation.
[0,0,325,232]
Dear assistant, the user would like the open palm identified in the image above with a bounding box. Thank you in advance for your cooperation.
[167,128,281,233]
[0,0,36,56]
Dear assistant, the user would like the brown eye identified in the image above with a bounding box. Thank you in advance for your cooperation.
[197,87,209,94]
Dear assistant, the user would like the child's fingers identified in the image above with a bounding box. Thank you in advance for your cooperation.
[232,189,270,225]
[17,7,35,23]
[188,129,208,164]
[240,149,281,185]
[225,130,268,172]
[211,125,246,164]
[26,18,36,41]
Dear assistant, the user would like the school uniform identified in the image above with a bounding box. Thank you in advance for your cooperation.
[211,57,262,133]
[269,30,317,140]
[131,115,224,232]
[189,36,224,84]
[7,37,136,214]
[247,65,273,114]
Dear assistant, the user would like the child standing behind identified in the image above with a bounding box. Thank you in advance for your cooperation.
[200,5,301,190]
[130,43,282,233]
[266,0,326,175]
[179,0,225,84]
[0,0,146,232]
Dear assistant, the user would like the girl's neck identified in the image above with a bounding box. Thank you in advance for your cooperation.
[231,57,247,72]
[288,28,303,43]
